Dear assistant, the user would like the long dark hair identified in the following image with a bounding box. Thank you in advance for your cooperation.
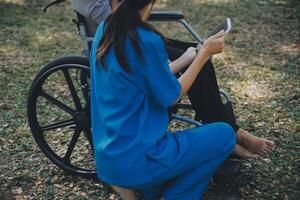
[97,0,163,73]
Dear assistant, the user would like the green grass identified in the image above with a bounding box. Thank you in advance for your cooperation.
[0,0,299,199]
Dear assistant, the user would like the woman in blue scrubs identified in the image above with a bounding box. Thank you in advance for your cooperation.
[90,0,236,199]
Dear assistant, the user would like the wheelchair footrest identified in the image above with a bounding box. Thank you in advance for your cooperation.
[215,159,241,175]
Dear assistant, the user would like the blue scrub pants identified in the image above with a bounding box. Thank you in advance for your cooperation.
[130,122,236,200]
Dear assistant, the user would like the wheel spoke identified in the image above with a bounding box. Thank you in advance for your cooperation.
[79,70,90,103]
[41,119,75,132]
[63,127,81,162]
[63,69,82,111]
[82,103,93,151]
[83,128,93,152]
[40,91,76,116]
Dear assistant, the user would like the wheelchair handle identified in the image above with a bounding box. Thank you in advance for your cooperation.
[149,11,204,44]
[43,0,66,12]
[149,11,184,21]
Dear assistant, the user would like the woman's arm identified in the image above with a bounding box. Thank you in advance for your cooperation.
[174,31,226,103]
[169,47,197,74]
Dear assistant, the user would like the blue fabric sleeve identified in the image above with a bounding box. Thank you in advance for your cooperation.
[90,22,105,67]
[141,35,182,108]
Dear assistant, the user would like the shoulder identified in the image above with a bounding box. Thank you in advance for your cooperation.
[92,21,106,50]
[90,21,106,66]
[136,26,164,47]
[95,21,106,39]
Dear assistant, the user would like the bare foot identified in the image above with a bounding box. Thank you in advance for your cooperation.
[237,129,275,157]
[111,185,136,200]
[234,144,259,159]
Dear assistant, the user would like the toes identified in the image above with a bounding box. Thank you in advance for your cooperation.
[245,149,259,159]
[263,146,272,154]
[265,145,274,153]
[266,140,275,147]
[259,149,269,157]
[266,142,275,151]
[251,154,259,159]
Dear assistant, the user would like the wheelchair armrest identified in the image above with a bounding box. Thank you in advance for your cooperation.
[149,11,184,21]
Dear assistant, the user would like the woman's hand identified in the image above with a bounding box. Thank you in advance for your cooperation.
[181,47,197,66]
[169,30,225,75]
[176,31,226,99]
[201,30,226,57]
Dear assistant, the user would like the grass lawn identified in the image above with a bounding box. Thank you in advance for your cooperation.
[0,0,299,199]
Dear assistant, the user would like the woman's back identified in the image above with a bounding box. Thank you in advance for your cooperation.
[89,1,238,199]
[90,22,181,186]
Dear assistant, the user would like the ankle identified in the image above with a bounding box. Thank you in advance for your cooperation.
[237,129,246,142]
[111,185,135,200]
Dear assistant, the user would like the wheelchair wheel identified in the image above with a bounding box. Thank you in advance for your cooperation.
[27,56,96,178]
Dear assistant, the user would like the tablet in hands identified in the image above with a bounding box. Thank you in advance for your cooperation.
[204,18,232,40]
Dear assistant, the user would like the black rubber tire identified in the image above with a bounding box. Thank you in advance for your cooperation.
[27,56,96,178]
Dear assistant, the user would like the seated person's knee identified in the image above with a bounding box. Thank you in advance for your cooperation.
[213,122,236,143]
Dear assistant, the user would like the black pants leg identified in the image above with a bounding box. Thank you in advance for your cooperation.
[166,46,239,132]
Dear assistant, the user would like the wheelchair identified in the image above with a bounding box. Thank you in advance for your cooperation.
[27,0,241,180]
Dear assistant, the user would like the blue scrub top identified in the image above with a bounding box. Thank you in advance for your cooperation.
[90,22,181,186]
